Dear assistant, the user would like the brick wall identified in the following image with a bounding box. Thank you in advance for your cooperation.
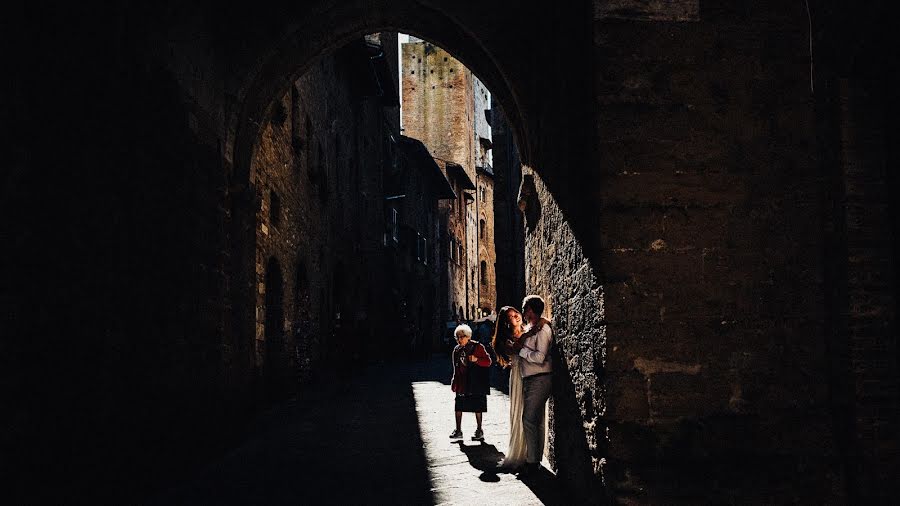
[403,41,486,320]
[477,171,497,313]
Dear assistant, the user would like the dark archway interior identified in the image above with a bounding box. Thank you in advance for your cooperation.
[4,1,899,504]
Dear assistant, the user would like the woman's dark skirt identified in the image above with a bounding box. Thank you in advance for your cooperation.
[455,394,487,413]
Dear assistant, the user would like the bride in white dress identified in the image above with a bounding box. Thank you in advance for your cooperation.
[492,306,527,470]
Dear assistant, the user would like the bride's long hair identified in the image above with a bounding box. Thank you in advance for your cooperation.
[491,306,522,368]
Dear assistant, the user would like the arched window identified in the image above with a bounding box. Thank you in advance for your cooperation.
[479,219,485,239]
[269,189,281,227]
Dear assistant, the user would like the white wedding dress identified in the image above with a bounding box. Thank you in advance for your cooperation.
[500,355,527,469]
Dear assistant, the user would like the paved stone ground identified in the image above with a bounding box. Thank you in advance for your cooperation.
[152,355,561,505]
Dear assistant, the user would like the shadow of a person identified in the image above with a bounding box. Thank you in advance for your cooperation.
[455,440,504,482]
[516,466,562,505]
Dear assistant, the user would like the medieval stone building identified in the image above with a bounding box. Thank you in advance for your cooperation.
[434,158,476,326]
[401,39,497,321]
[6,1,899,504]
[249,34,402,395]
[388,135,456,356]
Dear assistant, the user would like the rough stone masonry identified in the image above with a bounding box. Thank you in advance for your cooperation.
[3,1,897,504]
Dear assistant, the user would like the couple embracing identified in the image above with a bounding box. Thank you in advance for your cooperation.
[492,295,553,475]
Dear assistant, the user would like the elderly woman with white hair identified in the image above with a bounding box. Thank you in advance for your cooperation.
[449,323,493,441]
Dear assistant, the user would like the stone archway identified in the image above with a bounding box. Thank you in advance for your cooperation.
[222,6,601,500]
[10,2,898,504]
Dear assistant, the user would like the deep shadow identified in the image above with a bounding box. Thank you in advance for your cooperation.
[150,361,434,505]
[408,352,453,385]
[517,466,565,506]
[549,347,607,504]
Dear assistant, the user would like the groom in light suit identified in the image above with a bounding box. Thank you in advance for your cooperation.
[511,294,553,475]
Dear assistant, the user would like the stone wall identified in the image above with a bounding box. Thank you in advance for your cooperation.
[588,1,839,503]
[6,2,898,504]
[521,168,607,501]
[250,39,401,395]
[436,159,469,321]
[837,78,899,499]
[250,85,326,396]
[491,102,526,311]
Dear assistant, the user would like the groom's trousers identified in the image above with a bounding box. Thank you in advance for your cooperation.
[522,372,552,464]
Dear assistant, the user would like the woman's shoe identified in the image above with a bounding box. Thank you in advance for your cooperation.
[449,429,463,439]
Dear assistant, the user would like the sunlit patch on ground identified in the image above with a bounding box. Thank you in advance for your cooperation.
[411,380,548,505]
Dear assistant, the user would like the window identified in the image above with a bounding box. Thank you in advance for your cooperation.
[415,234,428,264]
[310,140,323,183]
[449,237,456,263]
[269,190,281,227]
[479,219,485,239]
[391,208,399,243]
[480,260,487,285]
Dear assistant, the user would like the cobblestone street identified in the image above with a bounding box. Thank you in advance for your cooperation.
[153,355,560,505]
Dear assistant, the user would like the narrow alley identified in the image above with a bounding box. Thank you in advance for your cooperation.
[153,355,561,505]
[8,3,899,504]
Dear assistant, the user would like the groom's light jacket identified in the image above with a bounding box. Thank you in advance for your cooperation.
[518,321,553,378]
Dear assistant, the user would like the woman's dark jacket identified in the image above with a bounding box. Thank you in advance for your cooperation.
[451,340,492,395]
